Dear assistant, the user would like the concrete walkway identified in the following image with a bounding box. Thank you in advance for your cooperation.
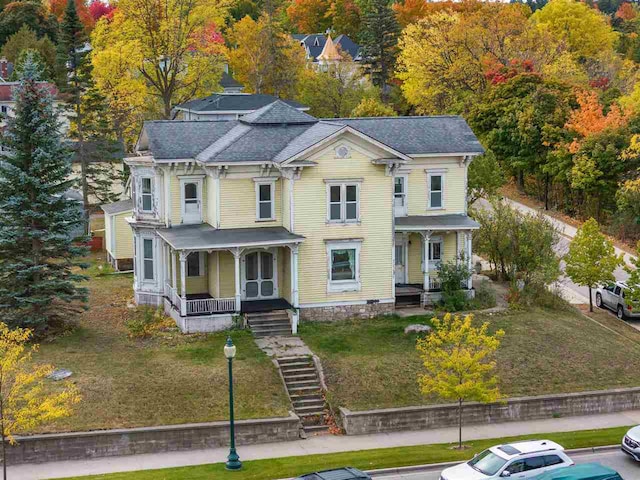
[11,410,640,479]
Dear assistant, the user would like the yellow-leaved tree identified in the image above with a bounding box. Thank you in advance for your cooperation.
[91,0,229,121]
[0,324,80,478]
[416,314,504,449]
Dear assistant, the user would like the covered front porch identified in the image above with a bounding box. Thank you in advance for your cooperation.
[394,214,479,306]
[157,224,304,332]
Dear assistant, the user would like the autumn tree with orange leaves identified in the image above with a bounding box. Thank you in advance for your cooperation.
[565,90,629,152]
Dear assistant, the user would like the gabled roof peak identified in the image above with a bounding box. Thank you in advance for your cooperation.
[239,100,318,125]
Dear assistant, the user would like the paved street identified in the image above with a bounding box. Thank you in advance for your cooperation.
[476,197,636,307]
[373,448,640,479]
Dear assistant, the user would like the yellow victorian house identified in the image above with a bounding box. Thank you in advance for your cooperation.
[123,101,483,333]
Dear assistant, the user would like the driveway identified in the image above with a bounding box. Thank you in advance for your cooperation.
[475,198,635,306]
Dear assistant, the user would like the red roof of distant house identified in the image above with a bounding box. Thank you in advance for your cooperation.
[0,82,59,102]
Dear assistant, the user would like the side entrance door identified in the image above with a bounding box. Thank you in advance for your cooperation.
[394,234,407,284]
[242,250,278,300]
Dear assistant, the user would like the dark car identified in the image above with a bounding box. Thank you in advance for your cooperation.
[295,467,372,480]
[531,462,623,480]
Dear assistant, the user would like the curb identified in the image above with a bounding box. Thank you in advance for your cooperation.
[366,444,621,477]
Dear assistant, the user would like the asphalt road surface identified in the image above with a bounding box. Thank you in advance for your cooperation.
[475,198,633,306]
[373,448,640,479]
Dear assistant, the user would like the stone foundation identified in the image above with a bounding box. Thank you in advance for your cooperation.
[300,301,395,322]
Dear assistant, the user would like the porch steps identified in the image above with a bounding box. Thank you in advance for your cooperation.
[246,311,292,338]
[277,356,330,435]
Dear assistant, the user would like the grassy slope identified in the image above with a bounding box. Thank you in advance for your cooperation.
[33,269,289,433]
[63,426,630,480]
[300,306,640,411]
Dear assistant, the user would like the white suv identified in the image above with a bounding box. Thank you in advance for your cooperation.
[595,281,640,320]
[439,440,573,479]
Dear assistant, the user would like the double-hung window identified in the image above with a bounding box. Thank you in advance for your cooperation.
[256,181,275,221]
[327,240,361,292]
[327,181,359,223]
[427,172,444,209]
[141,177,154,212]
[187,252,204,277]
[142,238,154,281]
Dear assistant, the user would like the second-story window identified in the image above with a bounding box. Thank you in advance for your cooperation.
[256,181,275,221]
[394,175,408,217]
[427,173,444,209]
[141,177,153,212]
[327,182,359,223]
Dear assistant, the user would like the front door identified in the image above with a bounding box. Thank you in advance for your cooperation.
[394,234,407,284]
[242,250,278,300]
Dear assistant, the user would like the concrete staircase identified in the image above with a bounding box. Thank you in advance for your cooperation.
[246,311,292,338]
[277,356,329,434]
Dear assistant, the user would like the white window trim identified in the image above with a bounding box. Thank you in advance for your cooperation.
[427,172,445,210]
[180,177,203,224]
[140,176,154,213]
[186,251,206,278]
[140,235,156,283]
[326,240,362,293]
[394,174,408,217]
[326,181,361,224]
[255,180,276,221]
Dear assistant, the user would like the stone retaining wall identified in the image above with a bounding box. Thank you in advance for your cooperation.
[340,387,640,435]
[7,412,300,465]
[300,301,394,322]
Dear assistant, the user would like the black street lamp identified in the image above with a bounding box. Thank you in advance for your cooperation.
[224,336,242,470]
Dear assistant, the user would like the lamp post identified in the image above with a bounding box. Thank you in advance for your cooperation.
[224,337,242,471]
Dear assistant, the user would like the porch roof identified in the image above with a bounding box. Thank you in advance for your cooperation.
[157,224,304,251]
[395,214,480,231]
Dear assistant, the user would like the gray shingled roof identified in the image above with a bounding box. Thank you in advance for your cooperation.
[220,72,242,90]
[240,100,318,125]
[101,199,133,215]
[157,224,304,250]
[176,93,306,113]
[336,117,484,155]
[144,121,237,159]
[395,215,480,230]
[296,34,361,62]
[141,101,484,162]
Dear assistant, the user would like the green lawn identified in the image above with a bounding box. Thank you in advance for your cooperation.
[32,266,289,433]
[299,306,640,411]
[62,426,630,480]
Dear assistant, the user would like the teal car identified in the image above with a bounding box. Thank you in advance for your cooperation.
[530,463,623,480]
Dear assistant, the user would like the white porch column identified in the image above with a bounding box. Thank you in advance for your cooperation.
[171,248,177,289]
[179,251,187,316]
[466,232,473,290]
[289,244,299,334]
[232,248,241,313]
[421,231,431,291]
[162,243,168,295]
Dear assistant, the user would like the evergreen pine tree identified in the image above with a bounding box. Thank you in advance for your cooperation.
[0,53,88,333]
[58,0,123,210]
[358,0,400,93]
[58,0,91,220]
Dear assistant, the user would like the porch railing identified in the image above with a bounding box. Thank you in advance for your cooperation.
[429,278,442,291]
[165,283,181,309]
[186,297,236,315]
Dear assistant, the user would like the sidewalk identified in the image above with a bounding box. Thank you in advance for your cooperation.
[11,410,640,479]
